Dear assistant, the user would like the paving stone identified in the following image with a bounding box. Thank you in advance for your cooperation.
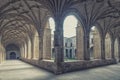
[0,60,120,80]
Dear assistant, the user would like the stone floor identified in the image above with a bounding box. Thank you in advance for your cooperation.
[0,60,120,80]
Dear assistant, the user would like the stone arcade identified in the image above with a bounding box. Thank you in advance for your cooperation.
[0,0,120,75]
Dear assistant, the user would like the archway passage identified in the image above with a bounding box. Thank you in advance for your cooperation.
[10,52,16,59]
[89,26,101,60]
[63,15,77,61]
[6,44,20,60]
[63,15,85,61]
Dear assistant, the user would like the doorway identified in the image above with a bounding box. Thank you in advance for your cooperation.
[10,52,16,59]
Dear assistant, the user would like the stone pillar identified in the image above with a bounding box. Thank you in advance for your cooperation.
[0,41,1,62]
[2,52,3,62]
[24,44,27,58]
[105,35,111,59]
[23,44,26,58]
[84,33,90,60]
[43,28,51,60]
[28,39,32,59]
[118,38,120,62]
[1,46,5,62]
[53,17,64,74]
[114,39,119,60]
[0,42,1,63]
[38,32,43,60]
[2,52,4,62]
[31,38,34,59]
[76,26,84,60]
[26,43,28,59]
[0,51,1,63]
[20,46,23,58]
[23,45,25,58]
[21,45,24,58]
[93,31,101,59]
[111,39,115,59]
[33,36,40,60]
[101,37,105,59]
[39,36,43,61]
[54,26,64,62]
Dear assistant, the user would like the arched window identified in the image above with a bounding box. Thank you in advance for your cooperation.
[70,49,72,58]
[89,26,101,60]
[66,49,68,57]
[63,15,77,60]
[65,43,67,47]
[63,14,85,61]
[71,43,72,47]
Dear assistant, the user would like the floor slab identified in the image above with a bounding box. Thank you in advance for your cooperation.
[0,60,120,80]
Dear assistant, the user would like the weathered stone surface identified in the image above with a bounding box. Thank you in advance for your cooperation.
[21,58,117,74]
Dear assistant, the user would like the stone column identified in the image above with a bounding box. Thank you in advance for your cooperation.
[2,52,3,62]
[24,44,27,58]
[21,46,23,58]
[38,32,43,60]
[105,36,111,59]
[1,46,5,62]
[22,45,24,58]
[84,33,90,60]
[101,37,105,59]
[0,36,2,63]
[39,39,42,60]
[43,28,51,60]
[20,47,23,58]
[0,51,1,63]
[54,24,64,62]
[36,36,40,59]
[111,39,115,59]
[22,45,25,58]
[0,41,1,63]
[31,38,34,59]
[93,31,101,59]
[76,26,84,60]
[118,38,120,62]
[53,17,64,74]
[26,42,28,59]
[2,52,4,62]
[28,39,32,59]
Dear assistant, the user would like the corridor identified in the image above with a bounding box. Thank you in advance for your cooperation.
[0,60,120,80]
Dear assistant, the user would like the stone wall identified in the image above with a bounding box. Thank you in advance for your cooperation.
[20,58,56,73]
[93,30,101,59]
[61,59,116,73]
[20,58,117,74]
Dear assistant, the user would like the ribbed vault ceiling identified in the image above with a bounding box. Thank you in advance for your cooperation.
[0,0,50,47]
[0,0,120,47]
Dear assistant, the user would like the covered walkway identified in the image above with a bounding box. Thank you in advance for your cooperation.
[0,60,120,80]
